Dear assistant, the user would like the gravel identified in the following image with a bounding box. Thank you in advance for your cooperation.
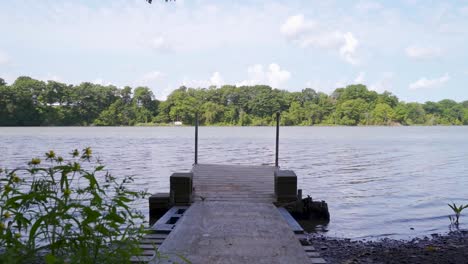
[307,230,468,264]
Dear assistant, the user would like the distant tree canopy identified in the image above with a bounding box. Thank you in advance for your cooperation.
[0,76,467,126]
[146,0,173,3]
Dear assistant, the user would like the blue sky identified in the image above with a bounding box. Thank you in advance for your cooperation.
[0,0,467,102]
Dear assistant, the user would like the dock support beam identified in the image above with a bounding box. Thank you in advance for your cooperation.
[195,112,198,165]
[275,112,280,167]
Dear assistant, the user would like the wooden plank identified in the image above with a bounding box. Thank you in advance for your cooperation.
[149,164,315,263]
[192,164,276,203]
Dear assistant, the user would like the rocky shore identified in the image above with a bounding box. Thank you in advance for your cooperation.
[307,230,468,264]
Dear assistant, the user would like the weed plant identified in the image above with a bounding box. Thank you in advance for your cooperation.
[0,148,148,264]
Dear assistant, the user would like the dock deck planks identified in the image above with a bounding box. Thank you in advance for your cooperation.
[152,164,313,264]
[192,164,276,203]
[156,201,312,264]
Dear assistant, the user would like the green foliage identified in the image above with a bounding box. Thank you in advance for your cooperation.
[1,76,467,126]
[0,148,148,263]
[448,203,468,226]
[372,103,395,125]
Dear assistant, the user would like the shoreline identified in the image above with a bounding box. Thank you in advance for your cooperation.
[1,124,468,128]
[306,230,468,264]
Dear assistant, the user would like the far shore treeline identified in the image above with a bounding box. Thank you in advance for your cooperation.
[1,76,467,126]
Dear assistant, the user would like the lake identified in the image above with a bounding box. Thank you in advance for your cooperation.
[1,126,467,240]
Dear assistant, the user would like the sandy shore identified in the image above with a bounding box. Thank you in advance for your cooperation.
[306,230,468,264]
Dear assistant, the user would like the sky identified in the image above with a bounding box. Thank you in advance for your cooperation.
[0,0,467,102]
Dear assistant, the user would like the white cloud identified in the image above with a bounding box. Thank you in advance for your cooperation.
[340,32,359,65]
[237,63,291,88]
[182,71,225,88]
[409,73,450,90]
[280,14,316,38]
[209,72,224,87]
[0,1,282,55]
[91,78,114,86]
[405,46,442,59]
[281,15,360,65]
[299,31,343,49]
[267,64,291,88]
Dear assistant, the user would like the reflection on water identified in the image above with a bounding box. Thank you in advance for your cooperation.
[1,126,468,240]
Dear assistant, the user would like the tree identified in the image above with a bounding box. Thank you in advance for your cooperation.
[337,84,377,104]
[201,102,224,125]
[146,0,173,3]
[406,103,426,124]
[377,91,398,108]
[9,77,46,125]
[372,103,395,125]
[1,75,466,127]
[336,99,368,125]
[43,81,68,106]
[281,102,305,125]
[464,109,468,125]
[462,100,468,109]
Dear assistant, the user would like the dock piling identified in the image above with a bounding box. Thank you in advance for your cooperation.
[194,112,199,165]
[275,112,280,167]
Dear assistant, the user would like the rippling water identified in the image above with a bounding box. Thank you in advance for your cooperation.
[1,126,468,240]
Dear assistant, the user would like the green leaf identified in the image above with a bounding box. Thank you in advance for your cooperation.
[83,207,101,224]
[104,211,125,224]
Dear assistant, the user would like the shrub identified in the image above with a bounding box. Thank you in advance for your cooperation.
[0,148,148,264]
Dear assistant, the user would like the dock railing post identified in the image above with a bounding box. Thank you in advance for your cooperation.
[275,112,280,167]
[195,112,198,165]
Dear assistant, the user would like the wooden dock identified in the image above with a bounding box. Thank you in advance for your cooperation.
[192,164,276,203]
[143,164,326,264]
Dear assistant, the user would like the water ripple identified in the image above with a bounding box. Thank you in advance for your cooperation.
[1,126,468,240]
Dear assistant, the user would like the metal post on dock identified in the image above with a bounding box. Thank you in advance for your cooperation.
[275,112,280,167]
[195,112,199,165]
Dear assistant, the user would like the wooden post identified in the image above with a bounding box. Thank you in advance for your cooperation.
[275,112,280,167]
[195,112,198,165]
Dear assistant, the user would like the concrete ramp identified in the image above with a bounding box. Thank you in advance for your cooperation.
[156,201,312,264]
